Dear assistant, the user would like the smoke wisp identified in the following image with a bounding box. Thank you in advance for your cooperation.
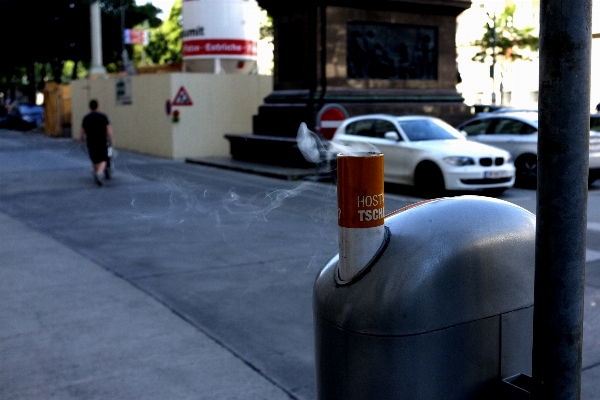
[296,122,381,170]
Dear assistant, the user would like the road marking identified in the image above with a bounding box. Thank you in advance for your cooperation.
[587,248,600,263]
[588,222,600,232]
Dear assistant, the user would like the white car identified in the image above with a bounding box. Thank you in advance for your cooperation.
[457,111,600,188]
[332,114,515,195]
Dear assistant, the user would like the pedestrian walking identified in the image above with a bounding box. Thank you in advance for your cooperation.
[80,99,113,186]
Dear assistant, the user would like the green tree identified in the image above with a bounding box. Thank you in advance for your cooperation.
[144,0,182,64]
[99,0,163,72]
[471,4,539,63]
[260,12,273,41]
[0,0,162,101]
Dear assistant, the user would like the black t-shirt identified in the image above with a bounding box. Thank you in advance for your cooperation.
[82,111,109,145]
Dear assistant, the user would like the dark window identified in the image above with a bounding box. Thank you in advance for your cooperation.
[491,118,534,135]
[346,120,375,137]
[460,119,493,135]
[373,120,399,139]
[492,119,522,134]
[520,123,537,134]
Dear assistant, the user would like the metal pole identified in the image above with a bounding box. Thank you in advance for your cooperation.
[487,12,497,105]
[319,4,327,104]
[533,0,591,398]
[121,0,125,62]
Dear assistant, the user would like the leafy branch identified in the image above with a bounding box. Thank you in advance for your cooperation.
[471,4,539,63]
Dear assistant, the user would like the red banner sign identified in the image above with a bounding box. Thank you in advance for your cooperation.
[183,39,257,57]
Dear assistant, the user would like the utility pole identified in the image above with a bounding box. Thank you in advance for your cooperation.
[487,12,497,105]
[89,0,106,75]
[533,0,590,398]
[120,0,134,74]
[121,0,125,63]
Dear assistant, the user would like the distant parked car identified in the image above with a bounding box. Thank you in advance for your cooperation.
[472,105,539,117]
[457,111,600,188]
[331,114,515,195]
[0,104,44,131]
[471,104,505,115]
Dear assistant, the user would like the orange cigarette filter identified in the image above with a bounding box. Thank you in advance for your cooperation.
[337,152,385,229]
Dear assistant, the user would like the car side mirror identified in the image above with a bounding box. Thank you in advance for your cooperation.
[459,130,468,137]
[384,131,400,141]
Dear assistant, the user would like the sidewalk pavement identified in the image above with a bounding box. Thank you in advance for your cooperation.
[185,156,322,181]
[0,212,290,400]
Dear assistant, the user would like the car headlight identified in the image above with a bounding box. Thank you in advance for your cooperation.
[443,156,475,166]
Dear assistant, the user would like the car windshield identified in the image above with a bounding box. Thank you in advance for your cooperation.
[397,118,463,141]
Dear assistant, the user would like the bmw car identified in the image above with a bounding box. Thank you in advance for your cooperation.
[457,111,600,188]
[332,114,515,195]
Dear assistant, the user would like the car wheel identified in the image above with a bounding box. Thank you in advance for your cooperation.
[414,162,445,197]
[515,154,537,189]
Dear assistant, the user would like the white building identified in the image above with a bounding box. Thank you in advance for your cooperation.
[456,0,600,113]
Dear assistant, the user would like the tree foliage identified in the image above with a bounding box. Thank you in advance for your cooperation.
[260,12,273,41]
[144,0,182,64]
[471,5,539,63]
[0,0,162,101]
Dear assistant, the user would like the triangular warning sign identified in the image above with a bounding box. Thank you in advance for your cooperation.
[172,86,193,106]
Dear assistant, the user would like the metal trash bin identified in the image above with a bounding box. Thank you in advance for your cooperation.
[314,196,535,400]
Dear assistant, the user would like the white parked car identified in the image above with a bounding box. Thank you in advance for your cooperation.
[332,114,515,195]
[456,111,600,188]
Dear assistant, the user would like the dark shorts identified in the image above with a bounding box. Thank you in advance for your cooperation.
[87,140,108,164]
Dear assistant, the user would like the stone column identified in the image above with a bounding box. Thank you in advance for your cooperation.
[90,0,106,75]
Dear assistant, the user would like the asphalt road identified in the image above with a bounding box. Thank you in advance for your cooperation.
[1,129,599,399]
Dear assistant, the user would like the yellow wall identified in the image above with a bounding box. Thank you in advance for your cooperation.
[71,73,273,159]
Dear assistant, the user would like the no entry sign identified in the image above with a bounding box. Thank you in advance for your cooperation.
[317,104,348,140]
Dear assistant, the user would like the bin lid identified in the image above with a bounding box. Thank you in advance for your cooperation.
[314,196,536,336]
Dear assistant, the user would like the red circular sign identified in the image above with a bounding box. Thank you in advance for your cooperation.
[318,106,347,140]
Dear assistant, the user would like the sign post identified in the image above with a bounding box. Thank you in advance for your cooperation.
[533,0,591,398]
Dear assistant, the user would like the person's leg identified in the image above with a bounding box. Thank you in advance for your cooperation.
[104,152,111,179]
[92,161,106,186]
[93,161,106,175]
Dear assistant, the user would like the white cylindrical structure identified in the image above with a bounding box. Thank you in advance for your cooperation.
[182,0,260,74]
[337,152,387,283]
[89,0,106,75]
